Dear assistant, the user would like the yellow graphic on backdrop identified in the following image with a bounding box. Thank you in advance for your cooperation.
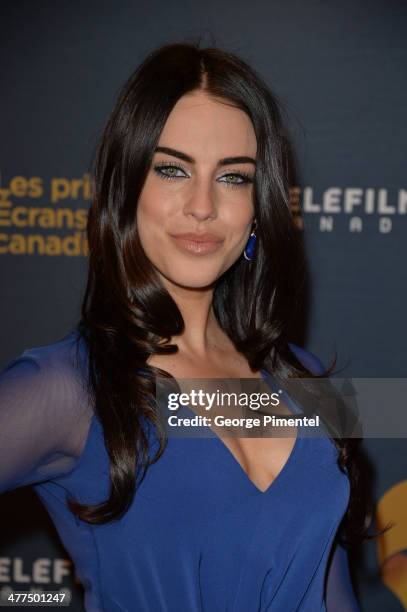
[377,480,407,610]
[0,174,91,256]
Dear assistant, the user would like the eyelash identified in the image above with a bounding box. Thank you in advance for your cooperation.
[153,162,254,187]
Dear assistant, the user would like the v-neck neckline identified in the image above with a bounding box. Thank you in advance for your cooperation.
[212,420,302,495]
[175,368,303,496]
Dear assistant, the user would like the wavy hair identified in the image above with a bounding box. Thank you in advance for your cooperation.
[69,41,377,547]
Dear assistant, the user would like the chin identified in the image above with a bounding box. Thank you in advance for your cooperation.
[159,263,223,290]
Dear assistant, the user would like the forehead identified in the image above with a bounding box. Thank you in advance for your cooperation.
[157,90,257,158]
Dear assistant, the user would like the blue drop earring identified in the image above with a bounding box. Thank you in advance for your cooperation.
[243,219,257,261]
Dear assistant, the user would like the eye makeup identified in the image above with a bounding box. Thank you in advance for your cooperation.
[153,161,254,187]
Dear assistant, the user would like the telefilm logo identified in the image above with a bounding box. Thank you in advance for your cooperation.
[0,556,80,604]
[289,187,407,234]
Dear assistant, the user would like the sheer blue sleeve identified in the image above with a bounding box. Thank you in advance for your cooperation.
[0,330,93,493]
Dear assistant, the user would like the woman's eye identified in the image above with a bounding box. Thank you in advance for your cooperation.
[219,173,254,187]
[153,164,254,187]
[153,164,188,180]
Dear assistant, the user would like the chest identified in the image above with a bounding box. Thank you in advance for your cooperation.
[216,435,297,492]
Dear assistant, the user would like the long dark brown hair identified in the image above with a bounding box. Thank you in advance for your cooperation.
[68,41,377,547]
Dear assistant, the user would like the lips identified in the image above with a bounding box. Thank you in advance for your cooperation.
[169,231,224,255]
[170,232,223,243]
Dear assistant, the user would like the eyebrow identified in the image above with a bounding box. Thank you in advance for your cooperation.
[154,146,256,167]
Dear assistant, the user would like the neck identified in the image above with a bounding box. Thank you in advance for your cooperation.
[161,277,225,358]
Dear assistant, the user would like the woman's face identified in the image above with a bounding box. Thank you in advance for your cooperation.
[137,89,257,290]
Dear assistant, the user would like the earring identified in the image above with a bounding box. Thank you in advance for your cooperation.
[243,220,257,261]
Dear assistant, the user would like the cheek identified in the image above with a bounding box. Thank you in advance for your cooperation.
[223,198,255,238]
[136,197,162,263]
[223,183,255,216]
[137,185,170,240]
[135,187,180,273]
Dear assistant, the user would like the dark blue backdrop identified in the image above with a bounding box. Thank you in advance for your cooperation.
[1,1,406,610]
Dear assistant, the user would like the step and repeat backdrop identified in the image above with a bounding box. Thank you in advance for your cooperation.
[0,1,406,610]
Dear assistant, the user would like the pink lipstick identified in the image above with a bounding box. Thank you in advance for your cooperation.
[170,232,224,255]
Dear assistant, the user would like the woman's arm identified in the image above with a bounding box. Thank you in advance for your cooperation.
[325,538,360,612]
[288,343,360,610]
[0,337,91,493]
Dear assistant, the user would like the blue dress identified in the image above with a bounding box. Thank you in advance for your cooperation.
[0,329,360,611]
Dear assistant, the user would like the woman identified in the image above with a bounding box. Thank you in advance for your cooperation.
[0,42,365,610]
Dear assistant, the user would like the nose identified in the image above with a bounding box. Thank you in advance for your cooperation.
[182,176,217,222]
